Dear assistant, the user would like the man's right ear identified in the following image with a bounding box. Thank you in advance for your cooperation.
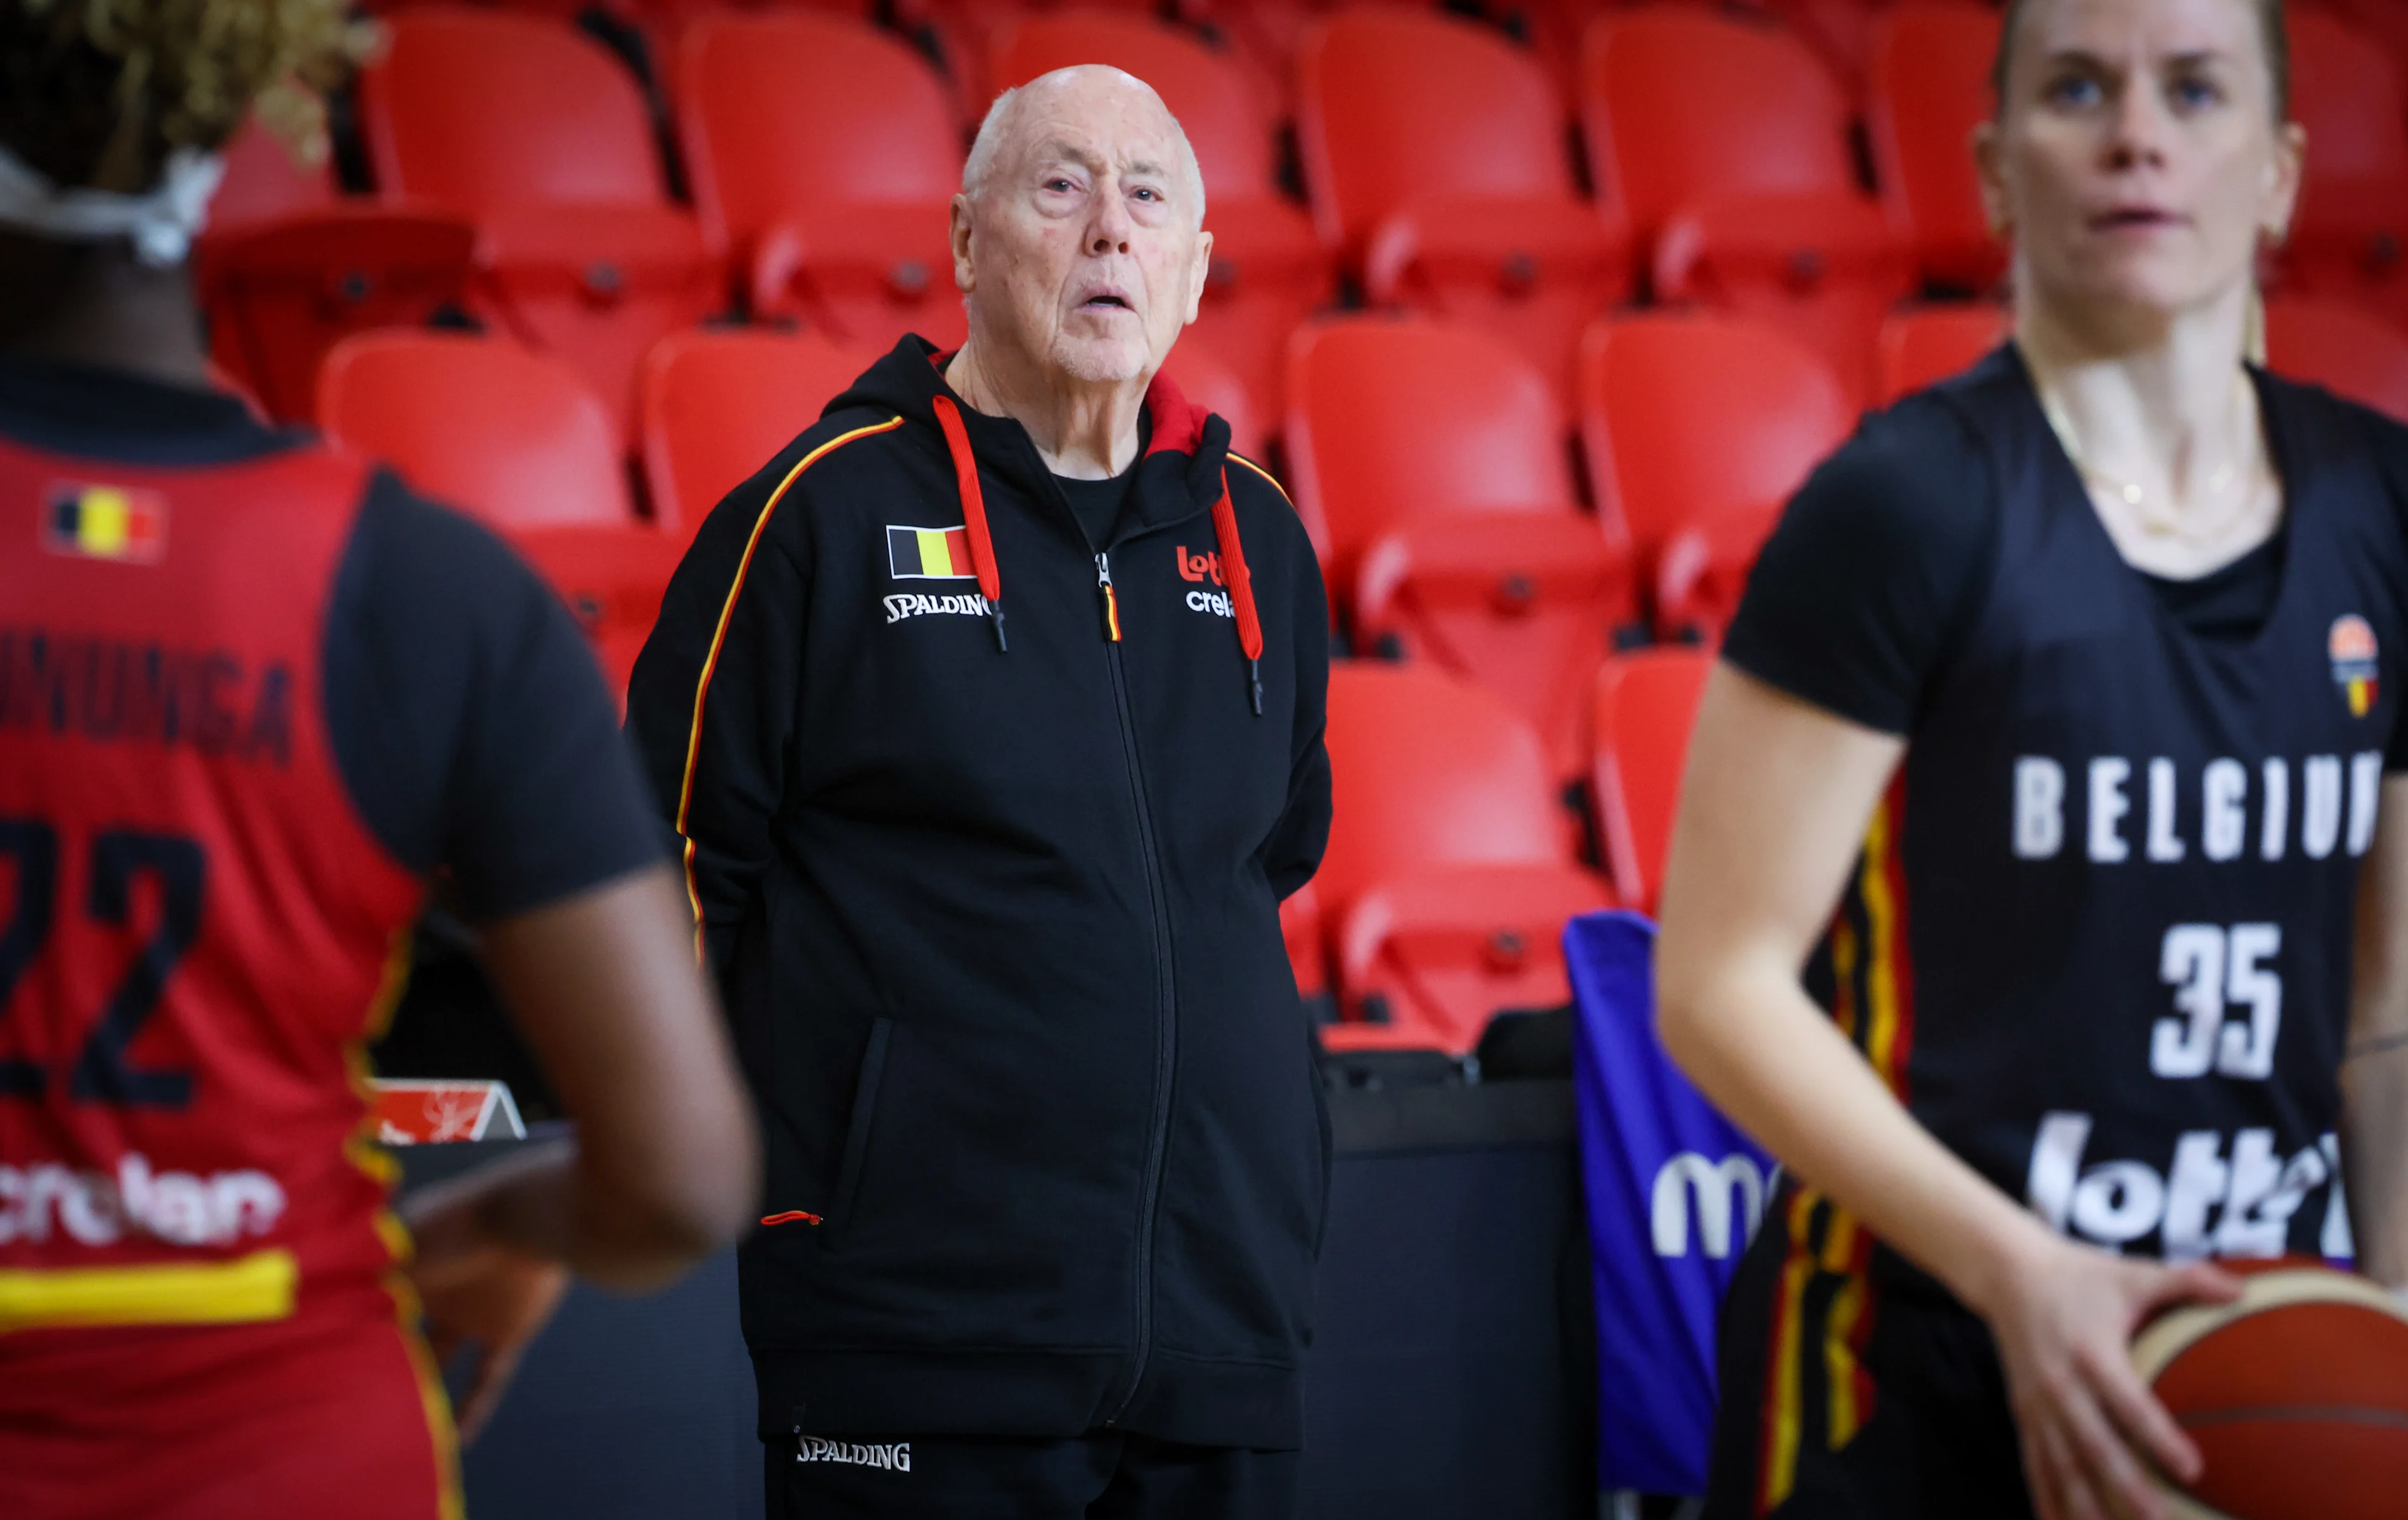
[949,194,976,293]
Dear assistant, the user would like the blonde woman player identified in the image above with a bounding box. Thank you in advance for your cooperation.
[1657,1,2408,1517]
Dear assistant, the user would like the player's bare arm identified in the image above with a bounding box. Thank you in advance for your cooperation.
[399,863,758,1439]
[1657,665,2240,1520]
[2343,776,2408,1290]
[467,862,758,1282]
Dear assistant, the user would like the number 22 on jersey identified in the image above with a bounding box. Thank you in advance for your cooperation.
[0,817,203,1107]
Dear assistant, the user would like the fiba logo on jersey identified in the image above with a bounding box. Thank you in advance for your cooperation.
[2330,615,2380,719]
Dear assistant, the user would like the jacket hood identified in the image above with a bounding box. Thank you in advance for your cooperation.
[828,334,1235,526]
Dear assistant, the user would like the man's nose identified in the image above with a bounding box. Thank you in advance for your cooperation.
[1087,189,1134,255]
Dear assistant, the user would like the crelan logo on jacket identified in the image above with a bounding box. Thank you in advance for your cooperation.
[2331,614,2380,718]
[887,524,975,581]
[45,482,167,564]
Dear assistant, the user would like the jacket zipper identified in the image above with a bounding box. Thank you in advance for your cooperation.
[1095,551,1177,1427]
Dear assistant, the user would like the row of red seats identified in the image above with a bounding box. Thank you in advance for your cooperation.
[198,1,2408,454]
[1287,648,1706,1055]
[302,295,2408,761]
[302,322,1252,691]
[1292,297,2408,776]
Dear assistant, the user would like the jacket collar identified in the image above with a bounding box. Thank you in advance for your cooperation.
[832,334,1232,530]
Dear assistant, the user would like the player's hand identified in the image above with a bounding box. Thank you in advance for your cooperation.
[1980,1230,2239,1520]
[402,1178,572,1445]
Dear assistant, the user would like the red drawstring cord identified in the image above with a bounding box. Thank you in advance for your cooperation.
[931,396,1006,652]
[932,396,1260,708]
[1211,469,1265,714]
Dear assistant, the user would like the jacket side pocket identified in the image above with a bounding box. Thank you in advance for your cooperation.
[823,1017,893,1247]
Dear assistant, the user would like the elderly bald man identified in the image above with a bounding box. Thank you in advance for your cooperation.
[626,66,1334,1519]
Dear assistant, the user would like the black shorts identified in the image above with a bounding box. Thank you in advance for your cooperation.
[762,1426,1298,1520]
[1703,1185,2033,1520]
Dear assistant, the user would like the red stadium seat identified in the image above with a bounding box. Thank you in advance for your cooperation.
[1296,9,1632,402]
[2265,297,2408,424]
[988,11,1334,426]
[2279,9,2408,326]
[1580,314,1853,640]
[638,328,874,539]
[1590,647,1708,917]
[1582,8,1913,404]
[319,332,671,693]
[319,332,636,530]
[356,8,717,442]
[1765,0,1884,92]
[1874,302,2009,405]
[675,13,965,353]
[1287,319,1636,776]
[194,119,477,424]
[1317,662,1613,1053]
[509,524,685,700]
[628,0,876,73]
[1866,4,2008,295]
[1158,342,1264,459]
[1279,880,1332,1019]
[2324,0,2408,84]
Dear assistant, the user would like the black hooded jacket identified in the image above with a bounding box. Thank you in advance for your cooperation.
[626,336,1334,1449]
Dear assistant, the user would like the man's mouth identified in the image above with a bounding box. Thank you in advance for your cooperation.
[1077,290,1134,313]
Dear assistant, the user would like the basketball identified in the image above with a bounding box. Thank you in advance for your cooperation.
[2130,1262,2408,1520]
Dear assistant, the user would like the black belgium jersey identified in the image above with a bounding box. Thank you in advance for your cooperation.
[1726,347,2408,1269]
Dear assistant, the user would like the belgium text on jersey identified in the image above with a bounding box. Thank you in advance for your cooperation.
[2010,751,2385,864]
[794,1437,912,1472]
[0,626,294,767]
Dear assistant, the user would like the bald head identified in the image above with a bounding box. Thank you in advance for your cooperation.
[946,61,1214,396]
[963,66,1206,228]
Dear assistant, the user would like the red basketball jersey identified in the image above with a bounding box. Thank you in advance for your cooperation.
[0,432,427,1337]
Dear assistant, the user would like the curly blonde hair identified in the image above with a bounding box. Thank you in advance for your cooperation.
[0,0,374,194]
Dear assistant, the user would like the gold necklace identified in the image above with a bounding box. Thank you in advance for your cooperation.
[2039,372,2261,542]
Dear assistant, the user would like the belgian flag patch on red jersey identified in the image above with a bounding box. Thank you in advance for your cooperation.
[45,482,167,564]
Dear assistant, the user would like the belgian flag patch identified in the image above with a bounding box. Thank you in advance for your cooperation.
[885,524,974,580]
[45,483,167,564]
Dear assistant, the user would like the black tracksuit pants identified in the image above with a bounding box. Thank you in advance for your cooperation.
[763,1428,1300,1519]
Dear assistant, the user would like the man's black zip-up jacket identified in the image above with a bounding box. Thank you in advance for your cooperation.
[626,336,1334,1450]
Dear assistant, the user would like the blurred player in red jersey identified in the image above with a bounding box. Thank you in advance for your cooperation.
[0,3,761,1516]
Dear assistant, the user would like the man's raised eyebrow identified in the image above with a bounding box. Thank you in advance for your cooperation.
[1030,140,1104,174]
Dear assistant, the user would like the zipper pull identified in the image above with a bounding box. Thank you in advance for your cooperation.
[1097,552,1122,643]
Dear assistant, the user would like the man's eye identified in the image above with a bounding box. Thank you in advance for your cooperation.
[2169,76,2224,110]
[1133,187,1159,201]
[1045,178,1076,193]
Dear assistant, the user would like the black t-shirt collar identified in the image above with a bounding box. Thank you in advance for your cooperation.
[0,352,306,465]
